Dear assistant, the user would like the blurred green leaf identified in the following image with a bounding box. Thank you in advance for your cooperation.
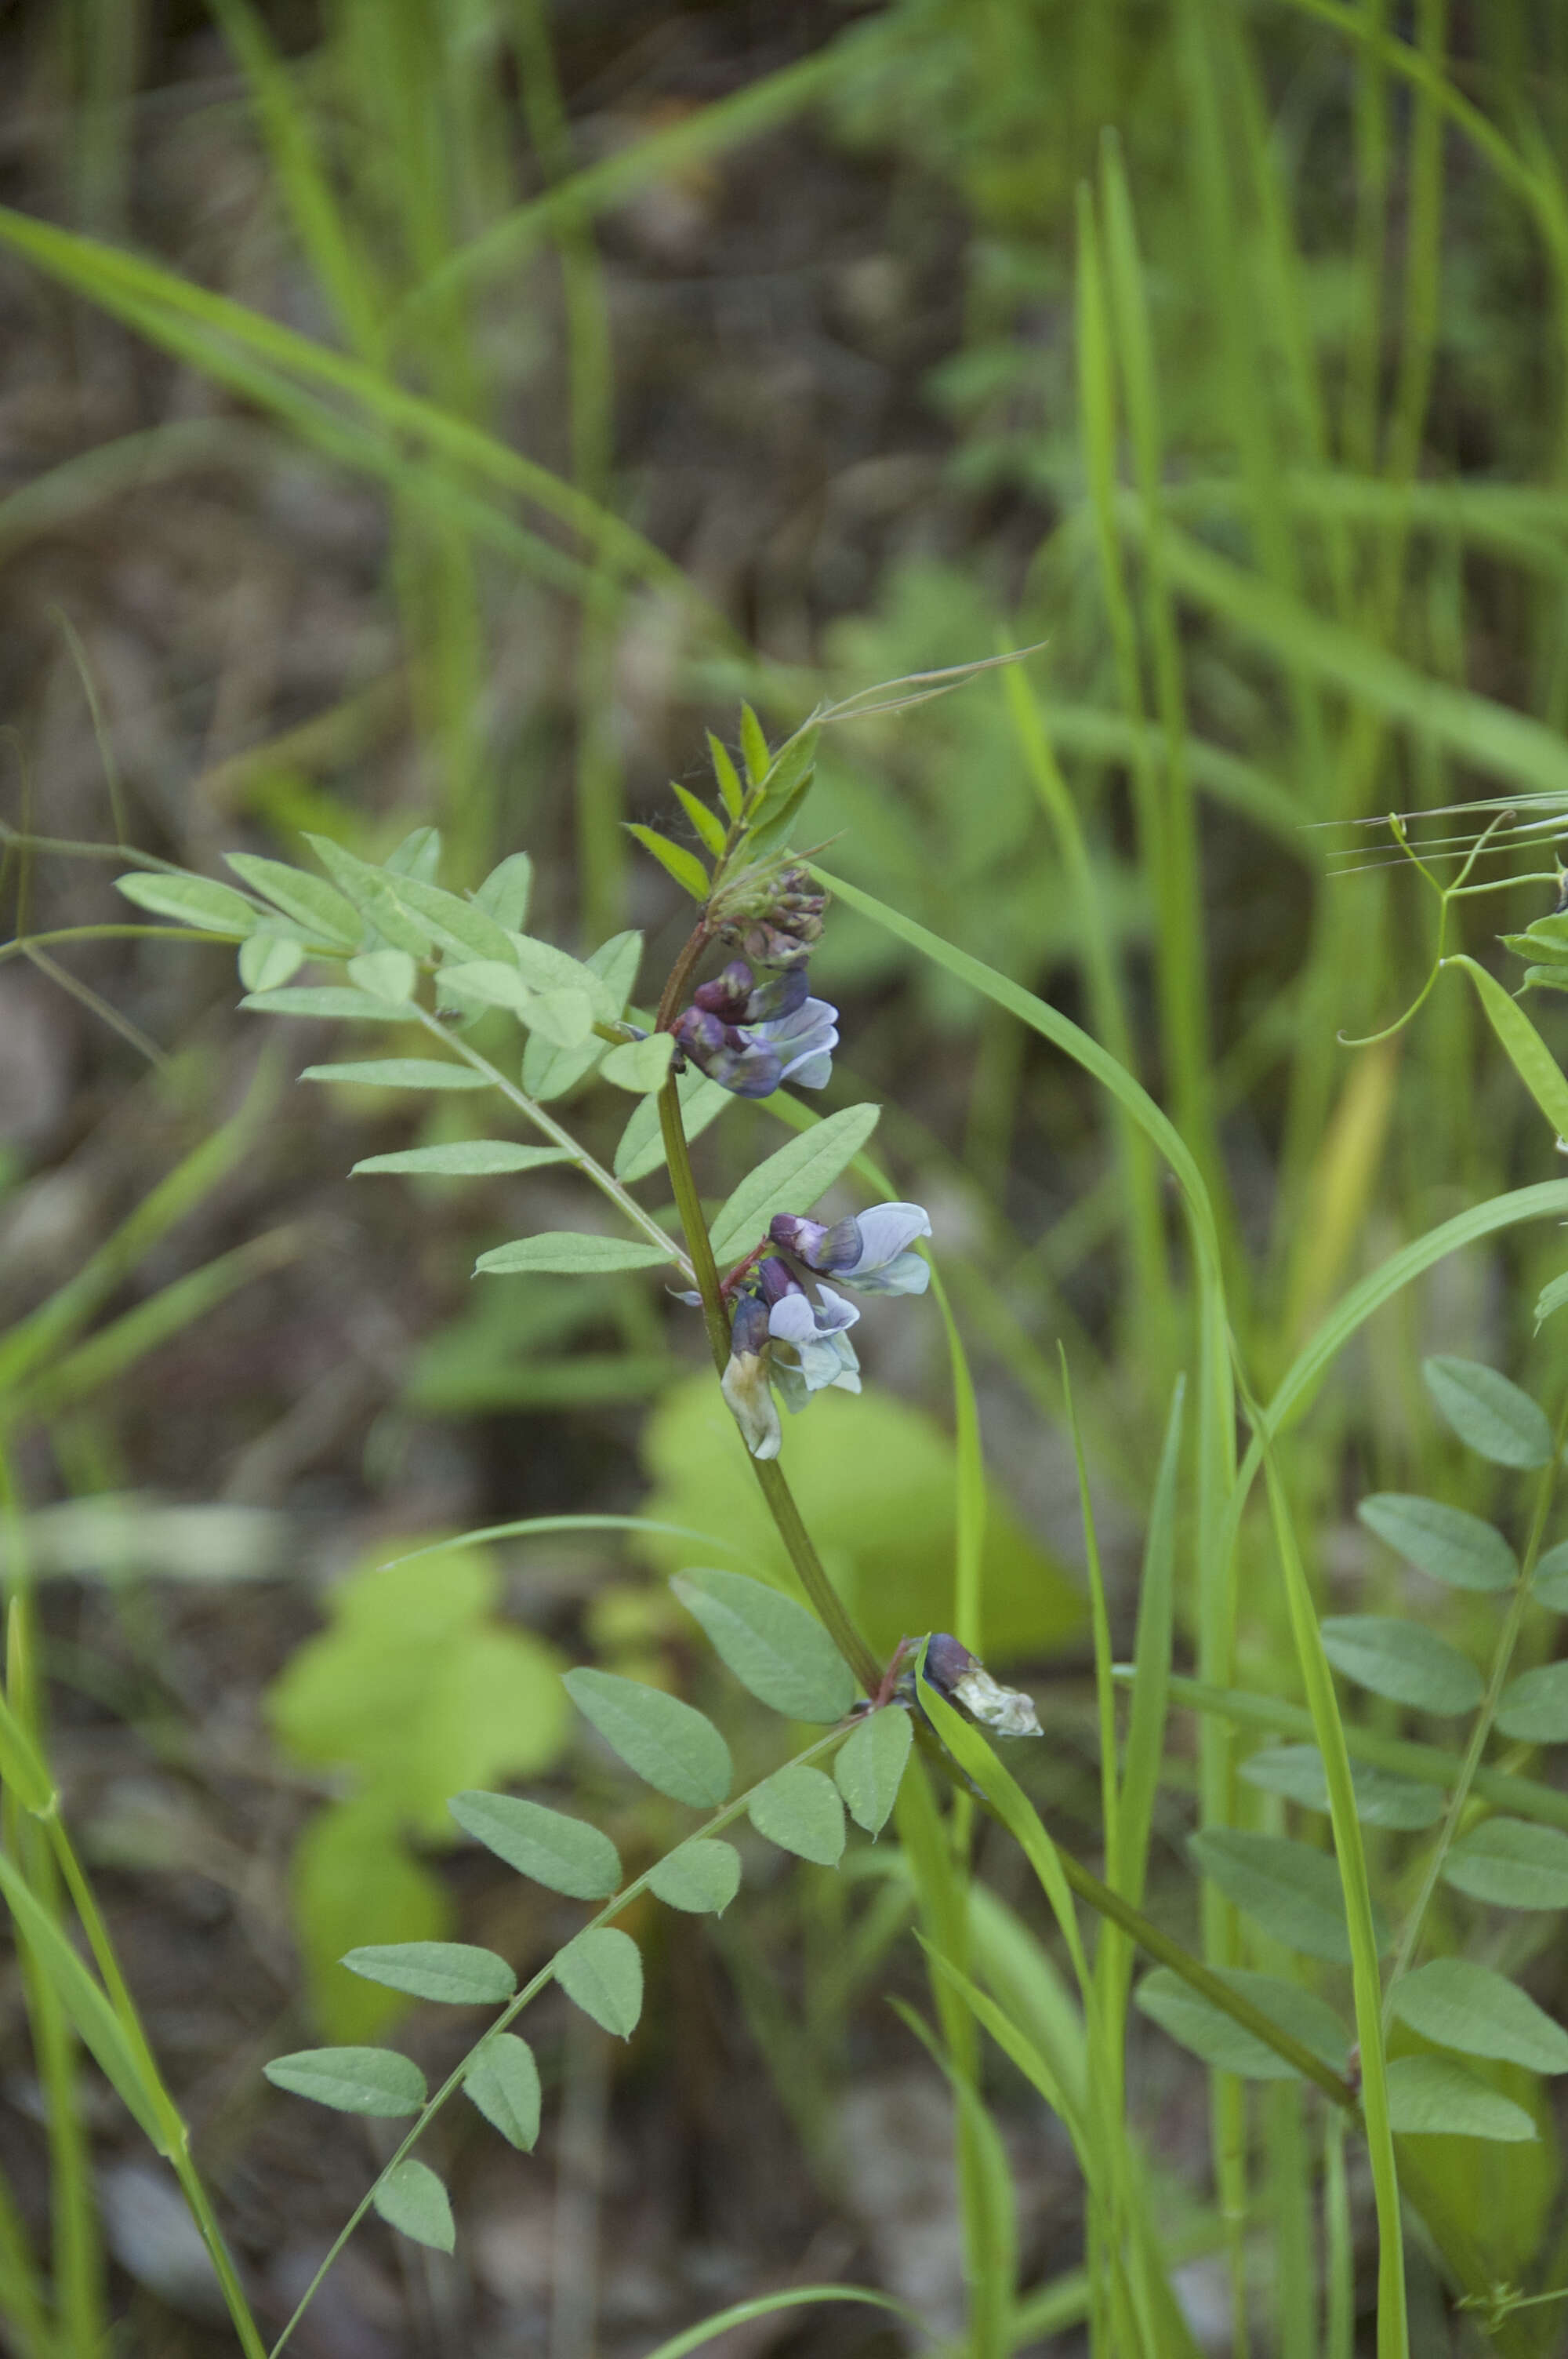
[1136,1968,1349,2082]
[1356,1494,1518,1592]
[556,1928,642,2037]
[448,1791,622,1899]
[564,1667,731,1806]
[116,869,258,932]
[476,1234,673,1276]
[1385,2055,1536,2143]
[1319,1616,1483,1716]
[708,1104,881,1266]
[263,2044,426,2117]
[1392,1961,1568,2074]
[1424,1356,1554,1468]
[833,1707,912,1835]
[748,1764,845,1864]
[647,1838,742,1914]
[372,2159,455,2250]
[464,2034,541,2150]
[341,1941,515,2005]
[1443,1819,1568,1909]
[672,1568,856,1721]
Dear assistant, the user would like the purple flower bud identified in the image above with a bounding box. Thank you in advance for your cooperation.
[920,1634,1041,1736]
[922,1634,982,1697]
[692,961,757,1021]
[672,1005,783,1099]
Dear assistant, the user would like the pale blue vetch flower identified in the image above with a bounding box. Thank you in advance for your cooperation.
[768,1202,931,1296]
[719,1292,782,1460]
[670,986,838,1100]
[762,1268,862,1407]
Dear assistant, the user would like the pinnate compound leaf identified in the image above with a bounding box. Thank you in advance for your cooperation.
[264,2045,426,2116]
[341,1941,515,2005]
[1423,1357,1553,1468]
[709,1106,882,1265]
[1356,1494,1517,1593]
[117,870,258,932]
[1135,1968,1350,2081]
[600,1033,677,1093]
[1391,1959,1568,2074]
[1443,1818,1568,1909]
[224,853,362,946]
[1319,1616,1481,1715]
[1497,1662,1568,1743]
[647,1837,742,1914]
[448,1791,621,1898]
[476,1235,673,1277]
[1385,2055,1537,2142]
[833,1707,913,1835]
[301,1058,487,1091]
[463,2034,541,2150]
[748,1764,845,1865]
[1533,1539,1568,1609]
[626,823,709,900]
[564,1668,731,1807]
[242,987,412,1021]
[372,2159,456,2251]
[557,1927,642,2037]
[671,1568,856,1721]
[1188,1829,1387,1964]
[354,1142,574,1178]
[1240,1743,1442,1830]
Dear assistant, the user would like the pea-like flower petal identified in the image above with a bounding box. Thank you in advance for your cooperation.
[770,1201,931,1294]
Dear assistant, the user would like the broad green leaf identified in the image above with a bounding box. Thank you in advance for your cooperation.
[301,1058,487,1090]
[354,1142,574,1178]
[224,852,362,946]
[1391,1959,1568,2073]
[626,823,709,899]
[241,986,412,1020]
[307,834,433,956]
[117,869,258,932]
[739,703,769,785]
[707,732,743,818]
[564,1667,731,1806]
[1188,1830,1386,1964]
[1240,1743,1443,1831]
[601,1033,677,1093]
[238,929,306,990]
[708,1105,883,1265]
[1533,1539,1568,1610]
[1443,1818,1568,1909]
[556,1927,642,2037]
[464,2034,541,2150]
[476,1234,673,1276]
[614,1063,730,1182]
[647,1837,742,1915]
[1135,1968,1350,2081]
[1423,1356,1554,1468]
[748,1764,845,1865]
[671,1568,856,1721]
[263,2045,426,2116]
[384,873,515,964]
[833,1707,913,1835]
[521,930,642,1101]
[372,2158,455,2250]
[448,1790,622,1898]
[673,782,729,858]
[1319,1616,1482,1716]
[473,851,533,932]
[340,1940,515,2005]
[1497,1663,1568,1743]
[1385,2054,1537,2143]
[348,949,418,1004]
[1356,1494,1518,1593]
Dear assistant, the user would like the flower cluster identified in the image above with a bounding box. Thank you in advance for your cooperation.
[715,1202,932,1459]
[671,960,837,1100]
[670,871,835,1101]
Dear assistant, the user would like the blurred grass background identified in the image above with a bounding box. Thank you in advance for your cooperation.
[6,1,1568,2351]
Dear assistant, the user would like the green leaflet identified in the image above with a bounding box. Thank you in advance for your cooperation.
[1423,1355,1554,1468]
[372,2158,456,2250]
[1384,2056,1536,2143]
[463,2034,542,2150]
[671,1568,856,1721]
[833,1707,913,1835]
[646,1839,742,1914]
[448,1790,622,1898]
[475,1235,673,1275]
[556,1928,643,2037]
[1137,1968,1350,2083]
[117,868,259,933]
[1356,1493,1517,1592]
[564,1668,732,1806]
[263,2045,426,2117]
[339,1941,515,2005]
[747,1764,846,1864]
[1391,1960,1568,2074]
[1443,1819,1568,1909]
[1319,1616,1483,1717]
